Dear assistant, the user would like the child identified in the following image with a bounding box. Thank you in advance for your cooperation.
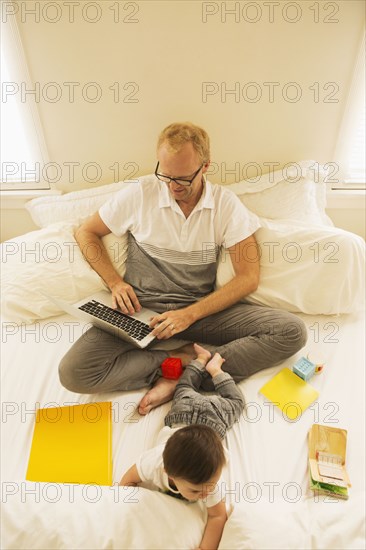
[120,344,245,550]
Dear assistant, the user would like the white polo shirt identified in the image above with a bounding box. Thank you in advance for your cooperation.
[99,174,260,308]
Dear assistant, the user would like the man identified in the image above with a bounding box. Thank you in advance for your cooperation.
[59,122,307,413]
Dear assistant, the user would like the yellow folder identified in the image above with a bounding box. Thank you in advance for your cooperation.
[26,402,112,485]
[259,368,319,420]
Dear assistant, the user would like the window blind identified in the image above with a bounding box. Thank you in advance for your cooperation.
[333,31,366,190]
[0,2,50,190]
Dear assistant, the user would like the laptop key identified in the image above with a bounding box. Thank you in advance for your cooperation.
[79,301,153,341]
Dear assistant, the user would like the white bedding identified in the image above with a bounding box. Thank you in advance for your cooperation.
[1,168,365,548]
[1,310,365,549]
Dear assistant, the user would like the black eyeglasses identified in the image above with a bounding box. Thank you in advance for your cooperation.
[155,162,203,187]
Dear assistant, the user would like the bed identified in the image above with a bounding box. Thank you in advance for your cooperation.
[1,162,365,549]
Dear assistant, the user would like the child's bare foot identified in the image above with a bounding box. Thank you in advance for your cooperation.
[205,353,225,378]
[193,343,212,366]
[138,377,178,415]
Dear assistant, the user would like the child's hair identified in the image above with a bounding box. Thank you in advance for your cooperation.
[157,122,210,164]
[163,425,226,484]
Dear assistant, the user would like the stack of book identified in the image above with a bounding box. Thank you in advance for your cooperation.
[308,424,351,500]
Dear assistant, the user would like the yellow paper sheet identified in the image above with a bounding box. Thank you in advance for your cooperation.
[259,368,319,420]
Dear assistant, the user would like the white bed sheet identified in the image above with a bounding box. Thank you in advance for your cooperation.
[1,310,365,549]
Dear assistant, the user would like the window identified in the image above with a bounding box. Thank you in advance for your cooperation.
[1,3,50,190]
[333,31,366,190]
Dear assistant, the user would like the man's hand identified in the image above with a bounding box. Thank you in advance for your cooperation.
[149,308,196,339]
[110,280,141,315]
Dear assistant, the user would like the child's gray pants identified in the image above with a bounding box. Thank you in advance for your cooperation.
[164,359,245,439]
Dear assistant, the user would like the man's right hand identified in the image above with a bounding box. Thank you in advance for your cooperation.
[74,213,141,315]
[109,280,141,315]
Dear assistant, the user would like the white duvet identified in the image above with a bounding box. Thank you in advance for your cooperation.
[1,311,365,549]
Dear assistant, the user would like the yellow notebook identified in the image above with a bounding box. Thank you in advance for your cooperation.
[26,402,112,485]
[259,368,319,420]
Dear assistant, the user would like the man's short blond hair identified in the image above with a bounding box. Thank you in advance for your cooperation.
[157,122,210,164]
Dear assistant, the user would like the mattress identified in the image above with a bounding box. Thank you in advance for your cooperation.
[1,310,365,549]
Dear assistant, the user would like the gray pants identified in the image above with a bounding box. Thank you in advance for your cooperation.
[165,359,245,439]
[59,302,307,394]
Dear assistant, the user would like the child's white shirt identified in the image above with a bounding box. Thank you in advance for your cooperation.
[136,426,226,508]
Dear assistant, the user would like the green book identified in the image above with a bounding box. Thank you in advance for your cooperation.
[309,473,349,500]
[308,424,351,500]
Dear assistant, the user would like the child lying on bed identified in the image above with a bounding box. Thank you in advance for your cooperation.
[119,344,245,550]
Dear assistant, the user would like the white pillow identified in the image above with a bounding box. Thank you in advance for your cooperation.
[219,495,366,550]
[226,160,332,226]
[26,163,329,229]
[9,166,363,321]
[2,484,205,550]
[219,501,311,549]
[0,222,128,324]
[216,219,365,315]
[25,179,141,228]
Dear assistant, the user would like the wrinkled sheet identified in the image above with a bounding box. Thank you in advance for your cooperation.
[1,311,365,549]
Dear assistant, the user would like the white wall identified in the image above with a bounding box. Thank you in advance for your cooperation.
[1,0,365,240]
[327,209,365,237]
[1,208,38,241]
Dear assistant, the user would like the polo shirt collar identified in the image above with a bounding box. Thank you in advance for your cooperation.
[158,178,215,211]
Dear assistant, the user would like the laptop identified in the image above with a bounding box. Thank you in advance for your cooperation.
[50,290,158,348]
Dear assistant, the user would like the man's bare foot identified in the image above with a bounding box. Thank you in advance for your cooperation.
[193,343,212,366]
[205,353,225,378]
[167,343,196,366]
[138,377,178,415]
